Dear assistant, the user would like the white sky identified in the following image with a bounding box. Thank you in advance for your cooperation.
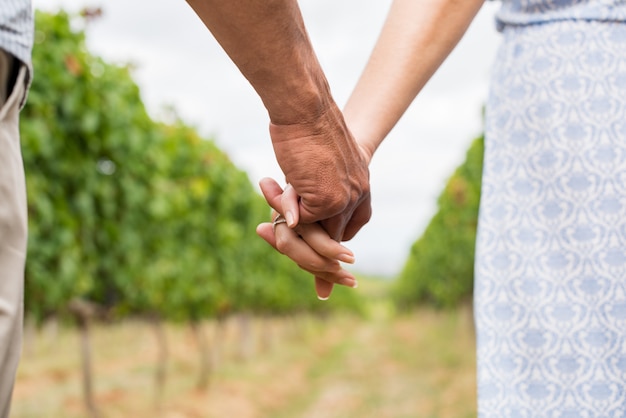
[33,0,503,276]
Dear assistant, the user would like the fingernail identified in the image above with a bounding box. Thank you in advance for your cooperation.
[338,277,358,289]
[337,253,355,264]
[317,295,330,301]
[286,210,295,227]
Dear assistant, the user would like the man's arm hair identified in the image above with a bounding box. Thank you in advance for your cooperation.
[186,0,335,125]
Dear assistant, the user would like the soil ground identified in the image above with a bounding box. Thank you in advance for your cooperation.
[12,295,476,417]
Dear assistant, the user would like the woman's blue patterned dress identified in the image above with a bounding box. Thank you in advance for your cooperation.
[476,1,626,416]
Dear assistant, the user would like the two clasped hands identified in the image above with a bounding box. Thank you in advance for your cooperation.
[255,102,374,300]
[186,0,485,299]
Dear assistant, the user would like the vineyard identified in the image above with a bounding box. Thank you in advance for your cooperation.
[15,8,484,417]
[12,284,477,418]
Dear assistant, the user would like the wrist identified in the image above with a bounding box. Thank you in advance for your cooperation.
[261,54,335,126]
[341,118,378,167]
[358,141,375,166]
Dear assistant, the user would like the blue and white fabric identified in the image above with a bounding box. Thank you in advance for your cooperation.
[476,1,626,416]
[497,0,626,30]
[0,0,32,76]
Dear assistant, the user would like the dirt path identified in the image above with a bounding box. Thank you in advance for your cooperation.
[12,307,476,418]
[272,307,477,418]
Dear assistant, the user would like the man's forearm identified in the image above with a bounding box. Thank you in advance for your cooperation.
[186,0,334,125]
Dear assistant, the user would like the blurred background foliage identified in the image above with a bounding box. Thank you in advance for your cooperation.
[392,136,483,309]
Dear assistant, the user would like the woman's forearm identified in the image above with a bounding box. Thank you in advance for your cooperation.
[344,0,485,162]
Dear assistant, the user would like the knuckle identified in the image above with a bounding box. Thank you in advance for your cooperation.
[309,192,346,214]
[318,272,345,284]
[275,235,294,254]
[308,259,328,272]
[313,259,340,274]
[296,264,317,276]
[355,207,372,225]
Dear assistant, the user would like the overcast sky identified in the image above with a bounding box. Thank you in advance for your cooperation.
[33,0,503,276]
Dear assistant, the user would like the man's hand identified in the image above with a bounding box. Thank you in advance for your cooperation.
[270,102,372,243]
[268,102,371,300]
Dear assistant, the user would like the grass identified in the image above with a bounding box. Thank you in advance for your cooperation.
[11,286,476,418]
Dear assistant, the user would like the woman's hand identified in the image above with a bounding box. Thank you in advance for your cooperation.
[256,178,358,300]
